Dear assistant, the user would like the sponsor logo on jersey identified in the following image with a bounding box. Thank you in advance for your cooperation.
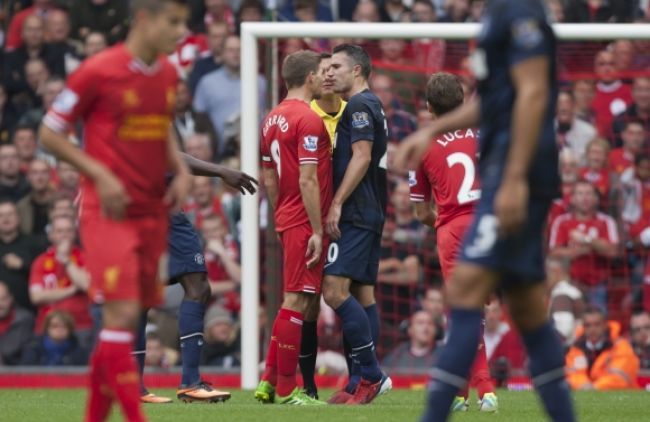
[303,135,318,152]
[351,111,370,129]
[52,88,79,114]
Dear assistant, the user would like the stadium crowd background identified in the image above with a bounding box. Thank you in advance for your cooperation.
[0,0,649,389]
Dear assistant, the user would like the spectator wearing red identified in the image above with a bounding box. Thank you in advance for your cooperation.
[549,181,620,310]
[556,90,598,166]
[17,159,54,239]
[203,0,236,34]
[4,0,54,52]
[579,138,616,208]
[609,120,646,175]
[409,0,445,71]
[201,214,240,314]
[382,310,438,372]
[28,215,91,342]
[186,176,224,230]
[370,74,417,144]
[0,280,34,365]
[484,300,527,386]
[548,149,580,232]
[620,154,650,228]
[168,30,209,78]
[591,50,633,140]
[611,77,650,146]
[573,79,596,124]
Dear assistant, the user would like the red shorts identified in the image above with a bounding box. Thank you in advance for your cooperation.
[80,211,168,309]
[437,213,473,281]
[280,224,329,295]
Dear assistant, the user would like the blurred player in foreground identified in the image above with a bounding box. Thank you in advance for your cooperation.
[395,0,576,420]
[40,1,192,421]
[409,72,497,412]
[255,50,332,405]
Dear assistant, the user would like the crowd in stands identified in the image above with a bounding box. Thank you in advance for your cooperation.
[0,0,648,390]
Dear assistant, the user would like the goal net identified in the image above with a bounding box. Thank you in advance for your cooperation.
[239,22,650,389]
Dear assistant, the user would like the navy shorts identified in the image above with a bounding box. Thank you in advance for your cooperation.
[168,213,206,282]
[458,190,552,286]
[323,222,381,284]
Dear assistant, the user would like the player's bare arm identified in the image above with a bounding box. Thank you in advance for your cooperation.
[39,125,130,220]
[165,130,192,213]
[299,162,323,269]
[413,202,437,228]
[394,99,480,172]
[181,152,258,195]
[495,55,550,237]
[263,167,279,210]
[326,140,372,240]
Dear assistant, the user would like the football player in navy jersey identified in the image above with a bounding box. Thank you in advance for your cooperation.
[395,1,576,421]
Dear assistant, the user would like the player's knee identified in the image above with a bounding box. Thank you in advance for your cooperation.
[322,285,346,310]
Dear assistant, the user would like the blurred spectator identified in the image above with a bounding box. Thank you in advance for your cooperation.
[418,286,445,341]
[168,29,209,78]
[187,22,228,94]
[184,133,214,163]
[202,214,240,314]
[566,306,639,390]
[0,281,34,365]
[82,31,107,58]
[54,160,79,201]
[174,81,219,158]
[24,58,51,108]
[186,176,224,230]
[0,84,19,143]
[592,50,633,140]
[28,215,91,338]
[4,0,54,52]
[579,138,616,206]
[202,0,236,33]
[382,310,438,372]
[48,195,76,221]
[611,40,636,77]
[611,77,650,146]
[381,0,410,22]
[194,35,266,155]
[352,0,380,22]
[378,38,408,66]
[0,144,30,202]
[548,149,579,232]
[392,179,427,246]
[484,300,527,384]
[44,8,82,73]
[144,331,179,368]
[563,0,635,23]
[440,0,470,22]
[69,0,128,45]
[409,0,446,71]
[619,154,650,227]
[17,159,54,238]
[236,0,265,27]
[547,256,585,347]
[556,90,598,165]
[12,124,38,173]
[467,0,484,22]
[609,120,646,175]
[371,74,417,144]
[20,309,88,366]
[19,75,65,129]
[573,79,596,124]
[549,181,620,310]
[201,304,240,368]
[546,0,565,22]
[629,311,650,369]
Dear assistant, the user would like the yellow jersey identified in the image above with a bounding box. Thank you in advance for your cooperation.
[310,99,347,146]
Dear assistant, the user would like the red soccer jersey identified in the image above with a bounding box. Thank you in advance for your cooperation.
[579,167,611,207]
[609,148,634,175]
[549,212,619,286]
[409,128,480,228]
[43,44,178,217]
[592,81,632,140]
[29,247,92,333]
[260,99,333,233]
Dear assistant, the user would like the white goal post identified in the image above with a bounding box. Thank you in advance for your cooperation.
[239,22,650,390]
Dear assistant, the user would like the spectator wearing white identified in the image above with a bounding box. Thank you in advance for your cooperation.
[556,90,598,166]
[546,256,585,347]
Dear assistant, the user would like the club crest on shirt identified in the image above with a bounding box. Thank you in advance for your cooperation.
[123,89,140,108]
[303,135,318,152]
[194,253,205,265]
[351,111,370,129]
[408,171,417,187]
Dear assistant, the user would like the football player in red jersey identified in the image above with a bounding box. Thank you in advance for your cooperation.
[409,73,498,412]
[255,50,333,405]
[39,1,192,421]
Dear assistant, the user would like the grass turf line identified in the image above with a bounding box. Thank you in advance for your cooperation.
[0,389,646,421]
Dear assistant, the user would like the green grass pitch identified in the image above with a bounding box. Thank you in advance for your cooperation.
[0,388,646,421]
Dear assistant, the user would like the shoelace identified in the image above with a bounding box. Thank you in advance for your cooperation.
[197,381,214,391]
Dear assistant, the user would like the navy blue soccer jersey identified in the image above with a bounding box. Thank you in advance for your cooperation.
[333,89,388,234]
[471,0,559,197]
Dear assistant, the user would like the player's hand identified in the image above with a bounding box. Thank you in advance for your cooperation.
[3,253,23,270]
[393,124,437,173]
[494,177,529,237]
[165,171,192,214]
[326,202,342,240]
[305,233,323,269]
[222,168,259,195]
[94,168,130,220]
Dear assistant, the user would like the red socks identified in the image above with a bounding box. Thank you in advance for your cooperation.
[262,318,280,386]
[85,329,146,422]
[274,308,304,397]
[470,337,495,399]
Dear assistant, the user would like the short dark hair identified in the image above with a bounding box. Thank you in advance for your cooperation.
[320,52,332,60]
[583,304,606,320]
[332,43,372,79]
[281,50,321,89]
[425,72,464,116]
[635,152,650,166]
[623,118,645,131]
[130,0,188,15]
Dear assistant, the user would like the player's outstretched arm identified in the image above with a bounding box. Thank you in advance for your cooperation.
[181,152,258,195]
[326,140,372,240]
[393,98,480,173]
[299,163,323,268]
[494,55,550,236]
[39,125,130,220]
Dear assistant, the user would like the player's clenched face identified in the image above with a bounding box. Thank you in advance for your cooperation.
[318,58,335,96]
[329,52,356,95]
[142,3,189,55]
